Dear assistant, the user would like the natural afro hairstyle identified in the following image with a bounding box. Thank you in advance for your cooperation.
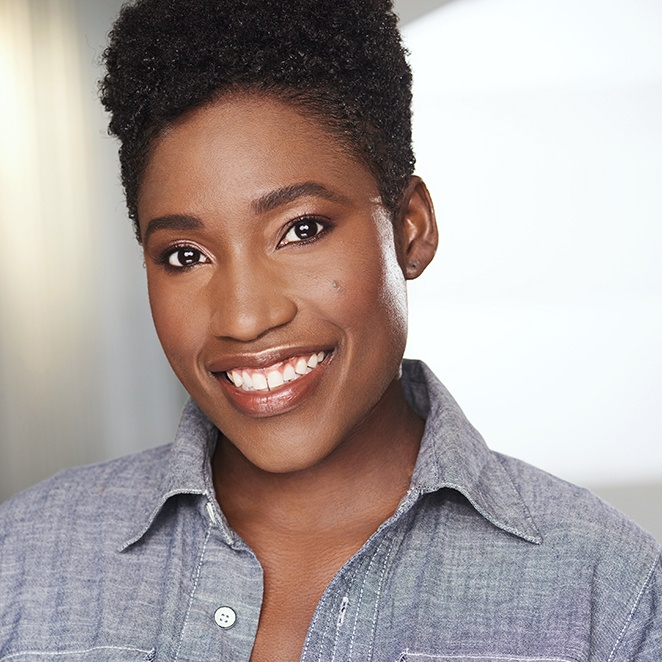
[100,0,415,242]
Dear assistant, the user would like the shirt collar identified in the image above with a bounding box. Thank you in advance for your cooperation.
[121,359,541,550]
[120,398,219,550]
[402,359,541,544]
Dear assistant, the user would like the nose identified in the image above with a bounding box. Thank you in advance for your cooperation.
[207,260,297,342]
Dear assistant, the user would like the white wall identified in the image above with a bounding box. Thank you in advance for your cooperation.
[403,0,662,487]
[394,0,453,25]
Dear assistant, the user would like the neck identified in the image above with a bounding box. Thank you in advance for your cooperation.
[212,378,424,538]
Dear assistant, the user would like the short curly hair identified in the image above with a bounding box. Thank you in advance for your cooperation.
[100,0,415,242]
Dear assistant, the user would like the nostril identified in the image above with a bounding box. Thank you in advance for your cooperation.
[209,297,298,342]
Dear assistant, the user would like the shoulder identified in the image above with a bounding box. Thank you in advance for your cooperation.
[496,451,659,555]
[0,447,178,653]
[496,452,661,654]
[0,445,172,549]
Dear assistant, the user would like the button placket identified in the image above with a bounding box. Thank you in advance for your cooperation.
[172,506,263,661]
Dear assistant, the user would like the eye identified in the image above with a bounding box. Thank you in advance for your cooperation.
[164,246,210,269]
[280,218,326,246]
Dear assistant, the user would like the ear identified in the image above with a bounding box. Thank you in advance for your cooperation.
[396,176,438,280]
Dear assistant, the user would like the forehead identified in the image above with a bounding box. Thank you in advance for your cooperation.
[137,93,382,226]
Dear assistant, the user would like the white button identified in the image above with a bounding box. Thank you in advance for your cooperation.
[214,606,237,629]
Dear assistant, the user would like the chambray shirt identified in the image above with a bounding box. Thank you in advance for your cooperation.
[1,360,660,661]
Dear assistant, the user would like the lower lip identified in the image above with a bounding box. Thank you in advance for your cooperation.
[213,356,331,418]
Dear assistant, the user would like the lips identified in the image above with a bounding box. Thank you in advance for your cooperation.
[210,348,332,417]
[225,351,328,392]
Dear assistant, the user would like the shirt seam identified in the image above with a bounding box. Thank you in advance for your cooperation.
[366,534,396,662]
[120,414,218,551]
[494,454,544,544]
[606,550,661,662]
[0,646,155,660]
[348,536,389,659]
[118,488,207,551]
[304,504,409,662]
[410,480,541,545]
[326,561,363,662]
[399,654,580,661]
[173,519,213,662]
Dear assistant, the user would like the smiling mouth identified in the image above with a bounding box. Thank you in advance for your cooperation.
[223,351,329,392]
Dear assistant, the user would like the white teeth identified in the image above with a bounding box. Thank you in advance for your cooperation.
[226,350,329,392]
[252,372,268,391]
[267,371,284,389]
[283,364,296,382]
[241,370,253,389]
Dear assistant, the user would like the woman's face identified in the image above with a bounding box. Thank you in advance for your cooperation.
[138,94,414,474]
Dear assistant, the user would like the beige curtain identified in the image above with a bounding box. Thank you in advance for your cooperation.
[0,0,186,503]
[0,0,99,497]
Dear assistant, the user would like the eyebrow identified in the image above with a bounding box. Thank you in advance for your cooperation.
[142,214,202,245]
[252,182,349,215]
[142,182,347,244]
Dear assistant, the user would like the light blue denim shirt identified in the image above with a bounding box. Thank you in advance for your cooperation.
[1,360,660,661]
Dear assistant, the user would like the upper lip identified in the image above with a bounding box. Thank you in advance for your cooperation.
[207,345,334,374]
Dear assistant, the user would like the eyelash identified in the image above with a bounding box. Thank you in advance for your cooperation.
[158,244,210,271]
[157,217,330,271]
[278,216,329,247]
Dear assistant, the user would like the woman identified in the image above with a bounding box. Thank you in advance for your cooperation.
[1,0,660,659]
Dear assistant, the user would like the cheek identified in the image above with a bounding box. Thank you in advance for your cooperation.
[346,227,408,327]
[377,246,409,341]
[147,274,206,370]
[306,238,408,347]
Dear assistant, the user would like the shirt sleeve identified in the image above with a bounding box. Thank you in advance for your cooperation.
[609,551,662,661]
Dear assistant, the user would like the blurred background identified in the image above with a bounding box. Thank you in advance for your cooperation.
[0,0,660,540]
